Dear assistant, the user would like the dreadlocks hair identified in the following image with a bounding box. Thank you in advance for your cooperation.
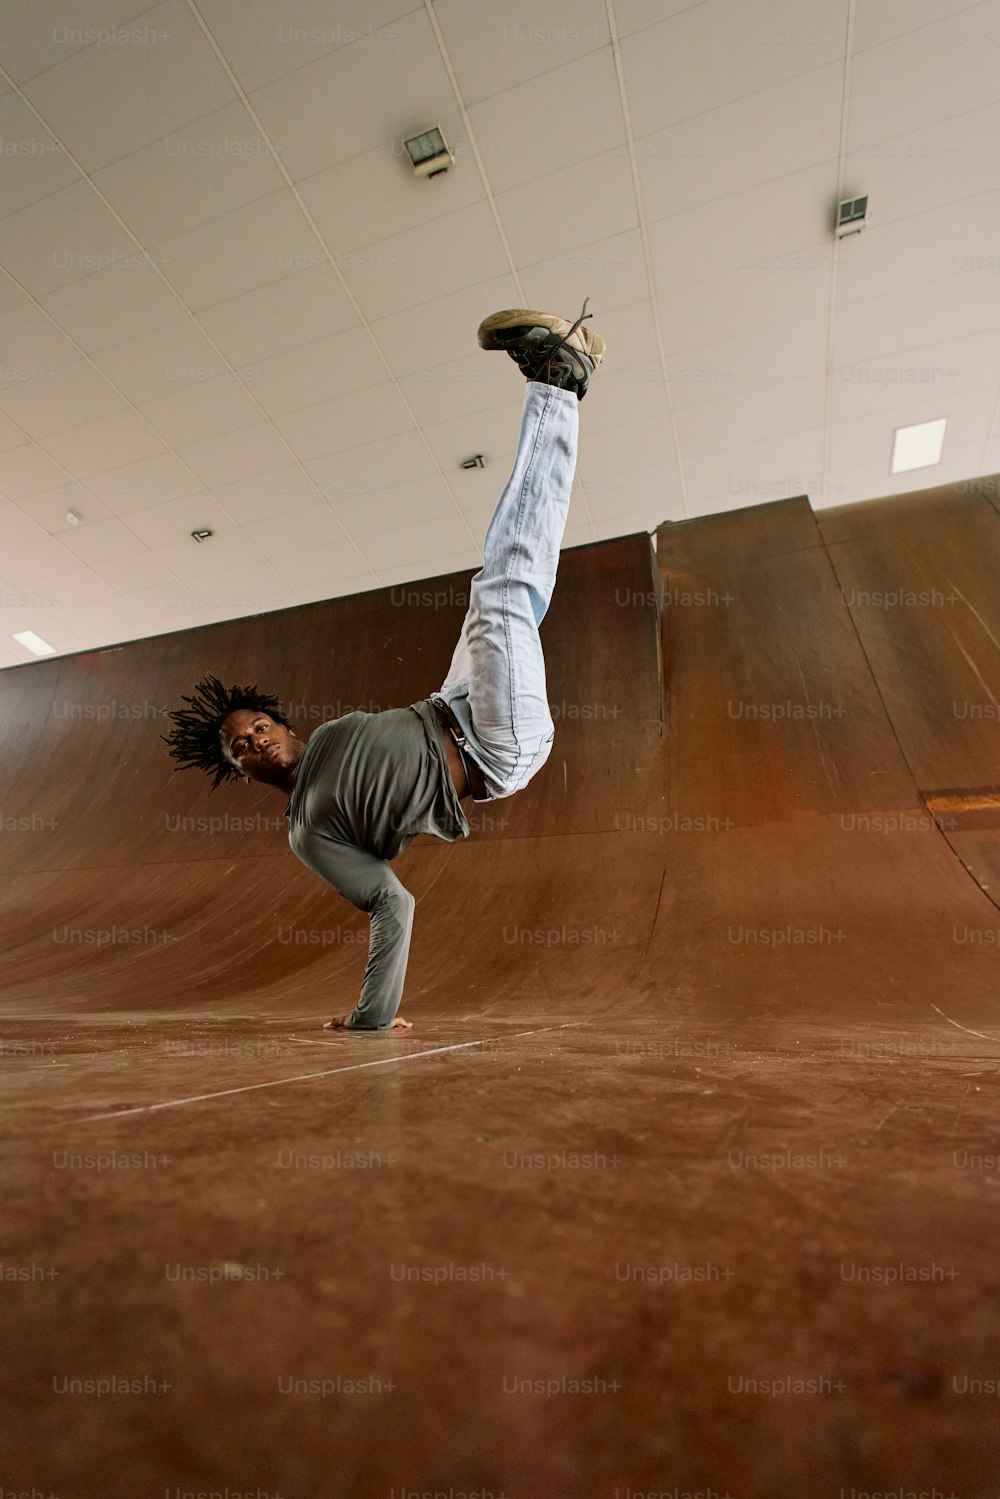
[161,673,290,793]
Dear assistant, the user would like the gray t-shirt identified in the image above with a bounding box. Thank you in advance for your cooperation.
[284,700,470,1029]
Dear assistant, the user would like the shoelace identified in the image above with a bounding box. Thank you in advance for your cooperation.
[533,296,594,377]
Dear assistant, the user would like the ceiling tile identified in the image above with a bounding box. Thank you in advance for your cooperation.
[675,371,828,458]
[0,360,125,440]
[612,0,709,40]
[176,421,294,490]
[47,593,152,646]
[40,407,167,480]
[684,426,826,515]
[578,413,679,481]
[150,188,321,311]
[496,149,637,266]
[0,0,160,84]
[92,316,234,404]
[197,0,421,93]
[91,99,286,245]
[830,334,999,427]
[119,578,217,625]
[151,529,264,582]
[664,313,829,409]
[87,451,203,514]
[374,548,482,587]
[275,382,414,463]
[138,381,263,448]
[0,177,138,296]
[58,514,151,564]
[0,92,79,219]
[249,9,453,181]
[646,157,835,288]
[420,399,524,474]
[21,0,236,173]
[271,539,374,592]
[398,351,511,427]
[853,0,982,53]
[28,564,114,607]
[636,63,843,223]
[201,559,296,618]
[91,549,175,592]
[206,465,319,525]
[851,7,1000,142]
[0,413,28,455]
[834,290,1000,402]
[468,47,624,195]
[622,0,845,139]
[245,504,351,557]
[369,274,521,379]
[357,512,475,570]
[2,530,83,581]
[838,191,1000,307]
[658,241,833,354]
[0,300,83,381]
[13,484,112,535]
[827,383,998,474]
[586,460,683,521]
[0,442,74,500]
[518,227,648,320]
[38,255,184,353]
[306,430,441,502]
[196,264,360,368]
[846,103,1000,234]
[336,201,510,321]
[284,570,378,606]
[434,0,610,104]
[243,324,388,418]
[298,109,486,257]
[124,492,241,550]
[333,473,460,537]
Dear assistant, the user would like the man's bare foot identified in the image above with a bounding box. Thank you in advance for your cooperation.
[322,1014,413,1031]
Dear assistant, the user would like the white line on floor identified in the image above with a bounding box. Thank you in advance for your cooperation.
[74,1023,587,1123]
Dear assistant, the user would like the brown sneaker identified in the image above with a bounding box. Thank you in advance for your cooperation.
[477,298,605,400]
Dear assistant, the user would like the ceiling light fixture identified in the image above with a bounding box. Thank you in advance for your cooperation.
[191,528,213,542]
[835,194,870,238]
[402,126,454,178]
[12,630,56,657]
[890,417,947,474]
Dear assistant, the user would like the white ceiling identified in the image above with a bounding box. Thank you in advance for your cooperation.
[1,0,999,666]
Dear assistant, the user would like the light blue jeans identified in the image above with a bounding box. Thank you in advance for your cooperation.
[429,381,580,802]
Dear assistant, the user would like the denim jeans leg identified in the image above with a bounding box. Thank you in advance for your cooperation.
[431,381,579,799]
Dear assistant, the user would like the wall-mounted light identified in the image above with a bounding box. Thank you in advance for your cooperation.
[403,126,454,178]
[835,194,870,238]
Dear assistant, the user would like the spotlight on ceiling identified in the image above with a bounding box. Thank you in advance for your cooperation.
[402,126,454,178]
[191,529,213,542]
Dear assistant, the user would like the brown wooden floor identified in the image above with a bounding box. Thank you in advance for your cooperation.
[1,499,999,1497]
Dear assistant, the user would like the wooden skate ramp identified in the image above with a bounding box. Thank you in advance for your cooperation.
[2,502,999,1498]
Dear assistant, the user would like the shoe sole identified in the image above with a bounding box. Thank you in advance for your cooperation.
[477,308,605,364]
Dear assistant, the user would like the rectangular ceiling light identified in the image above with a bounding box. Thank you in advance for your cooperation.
[12,630,56,656]
[890,417,947,474]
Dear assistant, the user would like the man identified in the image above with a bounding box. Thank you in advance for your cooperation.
[162,302,605,1032]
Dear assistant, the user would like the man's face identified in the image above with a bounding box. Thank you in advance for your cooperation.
[220,709,305,788]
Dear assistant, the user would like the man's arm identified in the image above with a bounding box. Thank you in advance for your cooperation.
[293,832,415,1030]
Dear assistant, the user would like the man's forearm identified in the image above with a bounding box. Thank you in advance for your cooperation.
[343,882,415,1029]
